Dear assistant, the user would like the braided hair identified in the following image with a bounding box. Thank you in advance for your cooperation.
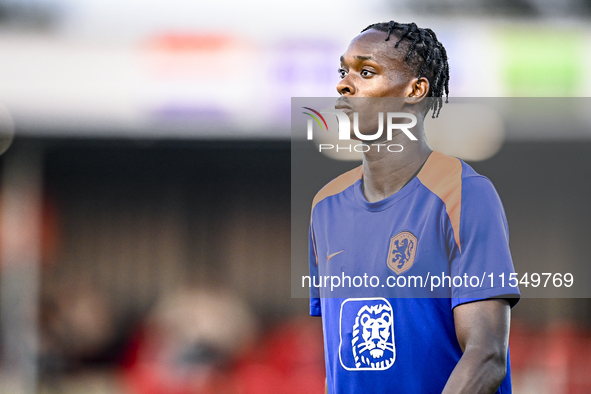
[361,21,450,117]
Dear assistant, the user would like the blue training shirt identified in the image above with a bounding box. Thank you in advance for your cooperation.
[309,151,520,394]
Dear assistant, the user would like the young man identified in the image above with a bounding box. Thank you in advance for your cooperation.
[309,22,520,393]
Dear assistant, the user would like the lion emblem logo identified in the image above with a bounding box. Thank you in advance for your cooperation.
[339,298,395,371]
[387,231,417,275]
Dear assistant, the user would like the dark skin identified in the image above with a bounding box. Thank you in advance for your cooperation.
[323,29,511,394]
[336,30,432,203]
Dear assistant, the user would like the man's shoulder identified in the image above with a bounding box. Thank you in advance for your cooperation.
[456,158,501,202]
[417,151,496,196]
[311,165,363,213]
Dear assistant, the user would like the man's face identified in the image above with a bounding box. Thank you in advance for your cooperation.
[336,29,415,98]
[336,29,416,140]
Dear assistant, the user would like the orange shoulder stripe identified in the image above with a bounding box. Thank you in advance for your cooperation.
[417,151,463,252]
[311,165,363,213]
[309,165,362,266]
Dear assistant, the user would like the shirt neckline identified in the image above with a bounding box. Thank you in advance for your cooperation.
[353,176,420,212]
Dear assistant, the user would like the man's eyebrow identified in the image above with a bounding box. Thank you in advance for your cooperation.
[354,55,376,62]
[340,55,377,64]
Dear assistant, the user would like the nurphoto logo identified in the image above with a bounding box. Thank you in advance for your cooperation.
[302,107,417,153]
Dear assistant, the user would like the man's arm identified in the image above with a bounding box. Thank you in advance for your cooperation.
[442,299,510,394]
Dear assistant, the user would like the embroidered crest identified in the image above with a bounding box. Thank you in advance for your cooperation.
[387,231,417,275]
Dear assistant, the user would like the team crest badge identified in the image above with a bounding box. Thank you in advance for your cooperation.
[387,231,417,275]
[339,298,395,371]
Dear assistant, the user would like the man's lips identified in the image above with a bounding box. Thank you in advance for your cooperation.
[335,107,353,114]
[335,99,353,112]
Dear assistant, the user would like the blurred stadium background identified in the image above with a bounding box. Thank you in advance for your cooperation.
[0,0,591,393]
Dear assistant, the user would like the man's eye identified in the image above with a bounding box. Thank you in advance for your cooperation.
[338,68,347,79]
[361,70,373,77]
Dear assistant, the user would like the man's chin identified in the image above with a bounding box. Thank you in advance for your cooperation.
[348,132,383,143]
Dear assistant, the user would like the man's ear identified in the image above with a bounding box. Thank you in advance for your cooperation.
[405,77,429,104]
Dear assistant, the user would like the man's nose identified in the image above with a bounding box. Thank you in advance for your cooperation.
[337,75,355,96]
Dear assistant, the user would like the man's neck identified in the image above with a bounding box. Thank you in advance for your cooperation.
[361,130,432,203]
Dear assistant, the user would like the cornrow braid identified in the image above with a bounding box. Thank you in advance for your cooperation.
[361,21,450,117]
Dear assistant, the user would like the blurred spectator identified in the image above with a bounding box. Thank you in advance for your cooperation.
[123,287,256,394]
[39,279,116,374]
[122,287,326,394]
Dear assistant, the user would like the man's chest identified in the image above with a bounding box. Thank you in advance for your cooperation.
[314,203,453,281]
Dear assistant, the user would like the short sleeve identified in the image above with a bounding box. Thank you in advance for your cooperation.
[309,221,322,316]
[451,176,521,309]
